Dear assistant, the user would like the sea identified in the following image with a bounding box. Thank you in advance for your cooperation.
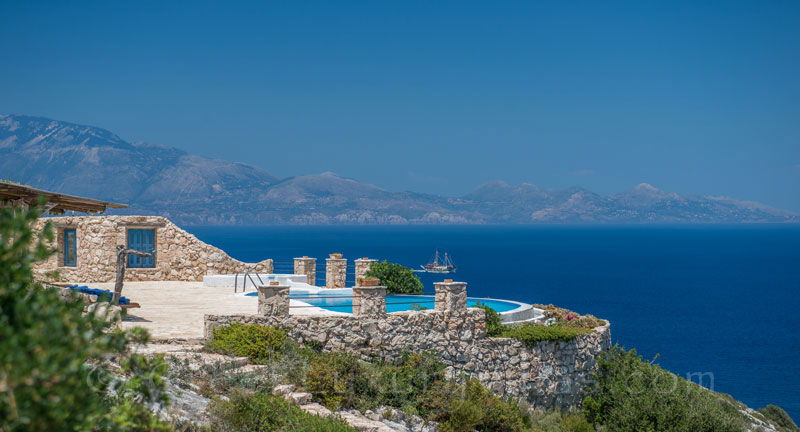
[186,224,800,419]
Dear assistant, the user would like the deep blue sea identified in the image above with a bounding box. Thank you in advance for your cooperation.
[187,224,800,419]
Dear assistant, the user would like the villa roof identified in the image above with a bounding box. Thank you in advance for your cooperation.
[0,181,128,214]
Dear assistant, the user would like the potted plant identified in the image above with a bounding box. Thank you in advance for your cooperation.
[329,252,343,259]
[358,276,380,287]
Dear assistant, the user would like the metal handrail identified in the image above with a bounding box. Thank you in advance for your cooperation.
[234,272,263,293]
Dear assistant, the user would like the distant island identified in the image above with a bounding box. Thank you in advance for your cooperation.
[2,114,797,226]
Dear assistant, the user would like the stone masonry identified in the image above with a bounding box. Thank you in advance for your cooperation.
[325,256,347,288]
[33,216,273,282]
[434,280,467,313]
[293,256,317,285]
[257,282,290,316]
[354,257,377,284]
[205,282,611,411]
[352,286,387,317]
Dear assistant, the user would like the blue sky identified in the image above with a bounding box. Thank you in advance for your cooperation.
[2,1,799,211]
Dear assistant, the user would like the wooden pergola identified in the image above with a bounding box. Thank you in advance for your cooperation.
[0,181,127,214]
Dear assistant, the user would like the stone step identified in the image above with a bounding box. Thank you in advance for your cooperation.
[272,384,296,396]
[235,364,269,373]
[299,402,333,417]
[287,392,312,405]
[337,411,398,432]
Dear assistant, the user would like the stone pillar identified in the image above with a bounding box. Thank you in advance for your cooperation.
[326,256,347,288]
[257,281,290,316]
[434,280,467,314]
[352,286,386,318]
[354,257,377,285]
[294,256,317,285]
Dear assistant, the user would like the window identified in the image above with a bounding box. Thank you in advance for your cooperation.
[127,229,155,268]
[63,228,77,267]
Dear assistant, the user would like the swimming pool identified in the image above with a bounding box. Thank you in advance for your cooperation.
[245,291,524,314]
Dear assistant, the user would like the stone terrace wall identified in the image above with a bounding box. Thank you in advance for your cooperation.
[34,216,272,282]
[205,309,611,411]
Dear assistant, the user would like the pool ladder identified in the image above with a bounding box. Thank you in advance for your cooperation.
[234,272,264,293]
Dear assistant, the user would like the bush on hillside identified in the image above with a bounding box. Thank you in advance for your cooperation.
[477,303,593,344]
[375,351,445,409]
[305,351,376,410]
[534,304,606,329]
[209,389,355,432]
[364,260,423,294]
[758,405,799,431]
[0,203,171,431]
[582,345,746,432]
[526,410,595,432]
[419,379,529,432]
[472,302,505,336]
[501,323,590,345]
[206,323,287,363]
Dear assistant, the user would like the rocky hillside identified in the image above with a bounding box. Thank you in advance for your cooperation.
[2,114,797,225]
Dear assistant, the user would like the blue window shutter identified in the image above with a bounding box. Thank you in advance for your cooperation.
[127,230,139,267]
[64,229,77,267]
[127,229,155,268]
[142,229,155,267]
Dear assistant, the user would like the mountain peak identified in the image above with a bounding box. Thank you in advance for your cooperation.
[633,183,659,192]
[2,115,796,225]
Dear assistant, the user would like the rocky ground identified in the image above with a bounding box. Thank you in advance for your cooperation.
[135,343,440,432]
[132,343,783,432]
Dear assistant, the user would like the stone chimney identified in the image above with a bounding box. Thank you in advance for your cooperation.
[257,281,290,316]
[294,256,317,285]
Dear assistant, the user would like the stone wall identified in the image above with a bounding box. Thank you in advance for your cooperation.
[34,215,273,282]
[204,283,611,411]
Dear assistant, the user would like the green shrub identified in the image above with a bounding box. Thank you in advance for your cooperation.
[375,351,445,409]
[758,405,799,431]
[582,345,746,432]
[305,351,376,410]
[209,389,355,431]
[534,304,606,329]
[475,304,592,344]
[472,302,505,337]
[527,410,595,432]
[206,323,287,363]
[420,379,528,432]
[559,413,594,432]
[364,260,423,294]
[500,323,590,346]
[0,203,171,432]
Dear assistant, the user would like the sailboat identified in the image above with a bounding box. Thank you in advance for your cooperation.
[420,249,456,273]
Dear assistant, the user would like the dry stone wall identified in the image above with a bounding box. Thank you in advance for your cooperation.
[34,216,272,282]
[204,309,611,411]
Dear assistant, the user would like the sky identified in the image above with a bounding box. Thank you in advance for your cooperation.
[1,1,799,211]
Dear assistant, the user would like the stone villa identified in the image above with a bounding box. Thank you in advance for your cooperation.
[5,181,611,411]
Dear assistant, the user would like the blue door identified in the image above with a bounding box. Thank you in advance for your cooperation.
[127,229,155,268]
[64,228,77,267]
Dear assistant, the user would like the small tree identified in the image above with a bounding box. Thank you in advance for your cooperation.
[472,302,505,337]
[364,260,423,294]
[0,202,170,431]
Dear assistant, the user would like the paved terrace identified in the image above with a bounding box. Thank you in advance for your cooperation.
[83,281,335,341]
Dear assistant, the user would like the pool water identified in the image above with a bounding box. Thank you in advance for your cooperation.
[245,292,521,314]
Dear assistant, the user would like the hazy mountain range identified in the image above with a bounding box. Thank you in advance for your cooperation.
[1,114,797,225]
